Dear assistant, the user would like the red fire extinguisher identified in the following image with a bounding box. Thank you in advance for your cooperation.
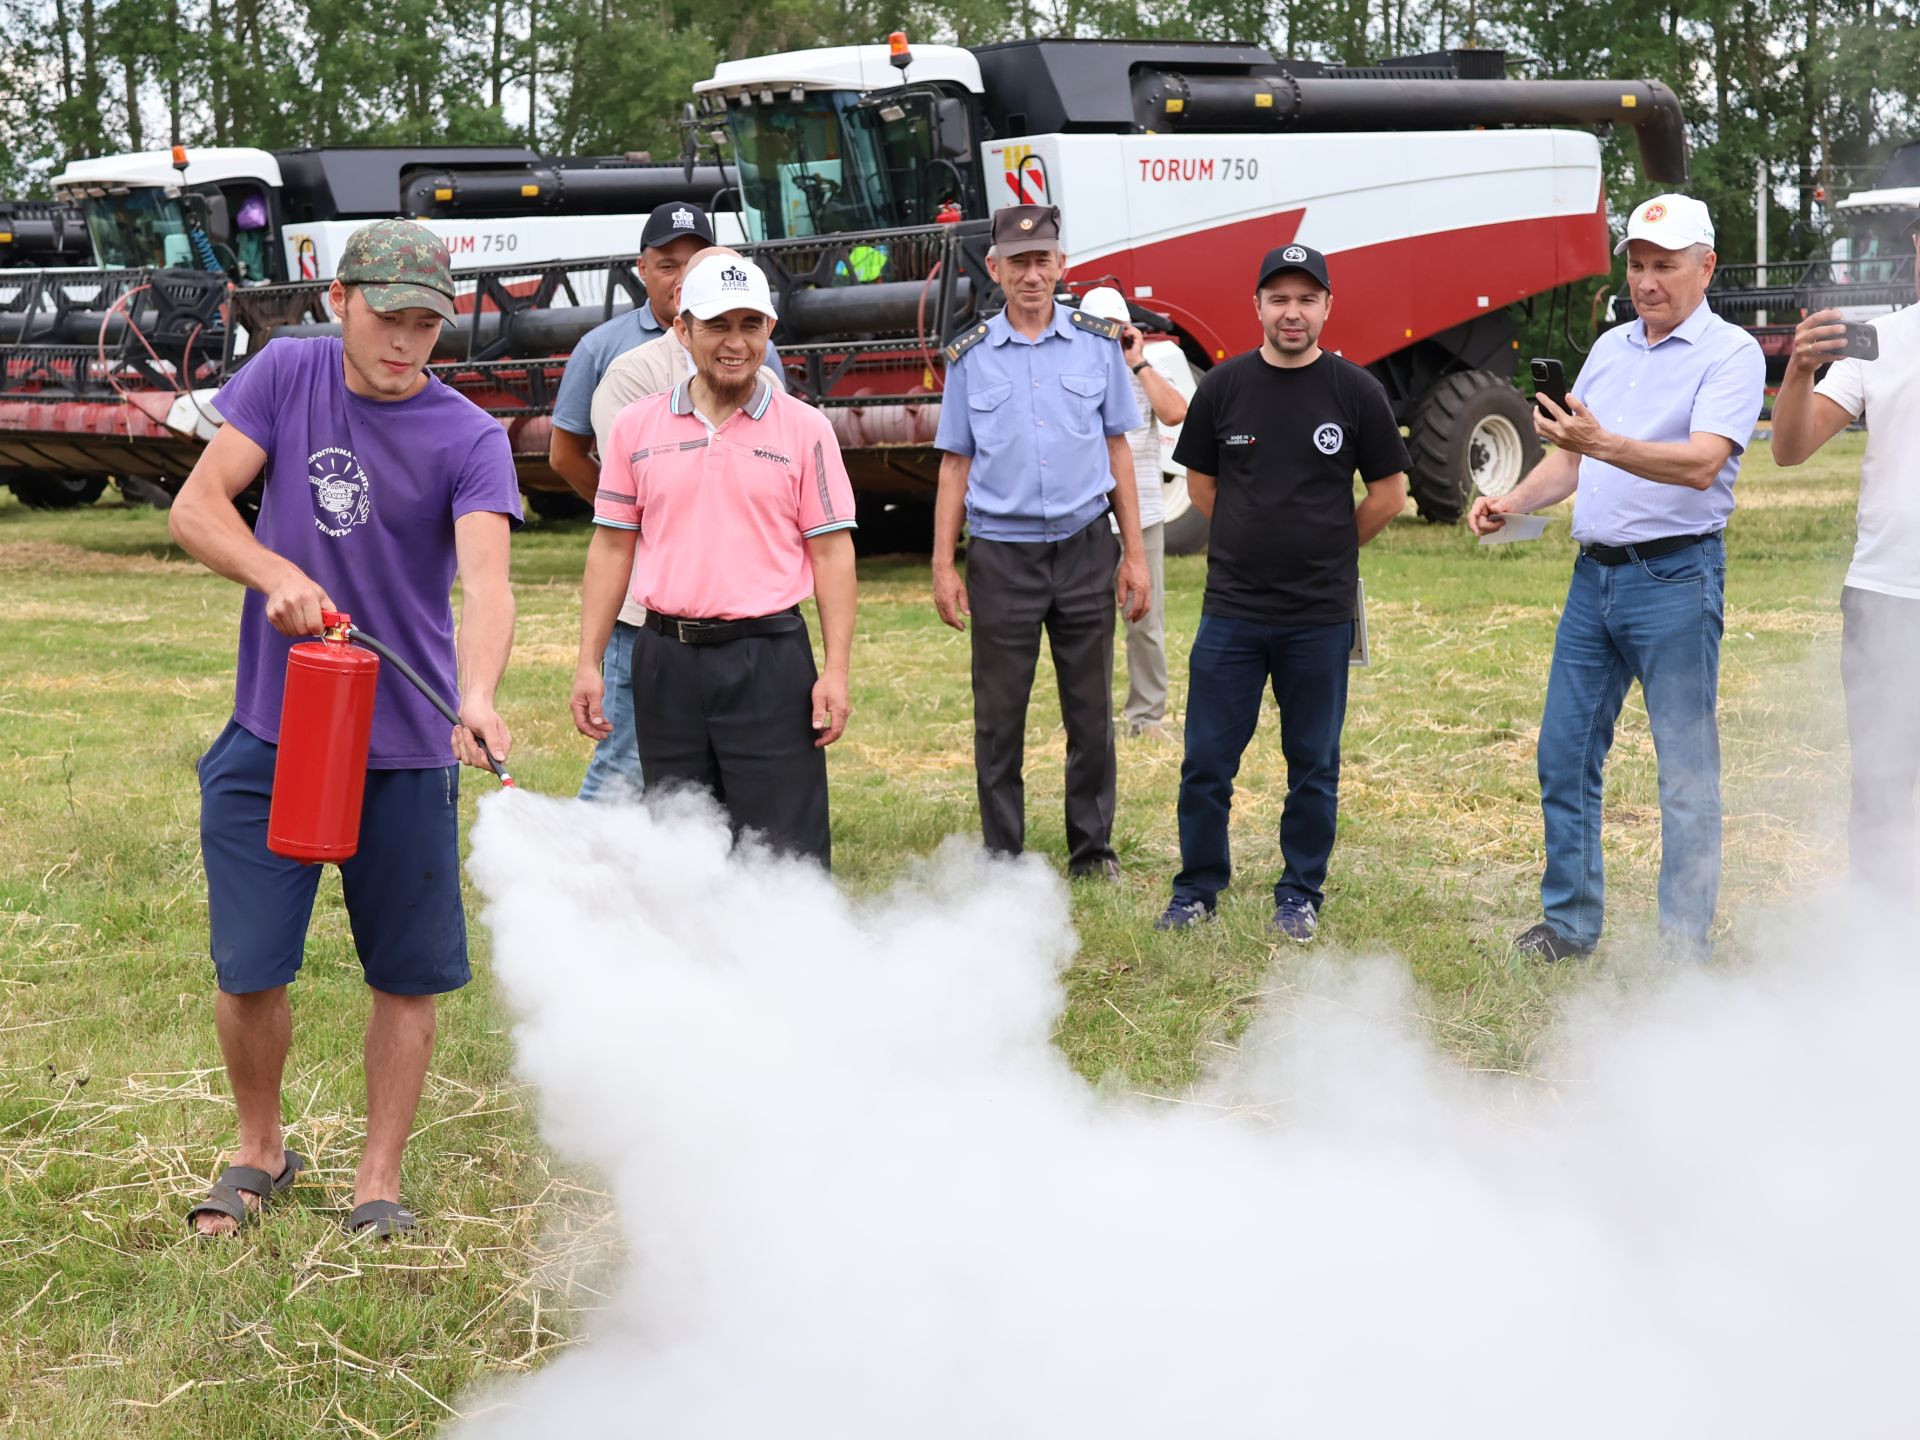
[267,610,512,864]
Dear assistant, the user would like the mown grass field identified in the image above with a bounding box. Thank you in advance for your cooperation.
[0,437,1863,1436]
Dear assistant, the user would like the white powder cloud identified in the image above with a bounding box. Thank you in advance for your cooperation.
[457,787,1920,1438]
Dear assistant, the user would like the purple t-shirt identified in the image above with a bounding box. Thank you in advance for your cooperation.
[214,337,523,769]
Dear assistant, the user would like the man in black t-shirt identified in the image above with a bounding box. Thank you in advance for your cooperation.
[1155,243,1409,940]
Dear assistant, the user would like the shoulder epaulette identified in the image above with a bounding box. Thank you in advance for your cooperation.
[1070,309,1124,341]
[942,322,991,366]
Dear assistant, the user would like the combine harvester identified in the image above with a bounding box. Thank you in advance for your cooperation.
[0,37,1688,539]
[0,143,735,508]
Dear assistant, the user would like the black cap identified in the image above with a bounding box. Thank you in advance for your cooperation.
[991,204,1063,256]
[1257,242,1331,292]
[641,201,715,251]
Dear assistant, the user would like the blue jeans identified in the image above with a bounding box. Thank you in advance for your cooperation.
[1538,537,1725,947]
[1173,613,1352,911]
[578,620,645,802]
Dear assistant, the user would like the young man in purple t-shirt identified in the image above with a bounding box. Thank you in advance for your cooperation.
[169,220,522,1239]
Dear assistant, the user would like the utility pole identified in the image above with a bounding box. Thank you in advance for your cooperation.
[1755,159,1769,329]
[527,0,539,149]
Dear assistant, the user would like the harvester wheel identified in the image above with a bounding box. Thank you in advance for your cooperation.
[7,471,109,510]
[116,475,177,509]
[1406,370,1540,525]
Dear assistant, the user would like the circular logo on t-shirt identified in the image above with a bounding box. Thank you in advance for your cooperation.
[309,447,371,538]
[1313,423,1344,455]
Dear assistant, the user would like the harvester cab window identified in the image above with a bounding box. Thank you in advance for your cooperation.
[729,88,936,241]
[86,189,192,270]
[845,87,969,229]
[222,185,277,282]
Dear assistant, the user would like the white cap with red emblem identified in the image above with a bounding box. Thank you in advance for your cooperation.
[1614,194,1716,255]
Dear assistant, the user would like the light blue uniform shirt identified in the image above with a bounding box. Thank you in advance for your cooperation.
[551,300,783,437]
[1567,300,1765,546]
[934,303,1142,543]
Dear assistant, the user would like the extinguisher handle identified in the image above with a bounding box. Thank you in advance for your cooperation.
[343,624,515,788]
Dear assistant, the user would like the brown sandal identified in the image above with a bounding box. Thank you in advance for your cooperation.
[185,1150,305,1233]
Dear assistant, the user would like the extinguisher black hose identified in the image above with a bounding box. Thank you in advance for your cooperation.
[343,625,515,787]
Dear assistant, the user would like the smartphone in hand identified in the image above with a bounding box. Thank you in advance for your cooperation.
[1840,323,1880,362]
[1530,358,1568,415]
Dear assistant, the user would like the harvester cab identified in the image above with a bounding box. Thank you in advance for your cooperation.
[695,41,987,243]
[55,145,281,280]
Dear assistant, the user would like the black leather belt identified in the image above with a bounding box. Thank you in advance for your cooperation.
[644,606,802,645]
[1579,531,1720,566]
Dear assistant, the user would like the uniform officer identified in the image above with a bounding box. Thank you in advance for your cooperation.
[932,204,1152,879]
[1154,244,1408,940]
[1470,194,1765,962]
[572,254,857,867]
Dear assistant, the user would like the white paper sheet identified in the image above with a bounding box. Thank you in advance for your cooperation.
[1476,512,1551,546]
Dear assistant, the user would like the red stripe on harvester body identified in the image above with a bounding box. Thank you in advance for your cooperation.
[1071,201,1608,367]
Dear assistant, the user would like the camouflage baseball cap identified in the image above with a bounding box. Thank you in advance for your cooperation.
[336,219,457,322]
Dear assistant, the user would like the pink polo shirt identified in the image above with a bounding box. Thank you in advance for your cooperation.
[594,376,858,620]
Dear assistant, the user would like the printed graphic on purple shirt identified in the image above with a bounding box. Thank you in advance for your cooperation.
[211,337,523,768]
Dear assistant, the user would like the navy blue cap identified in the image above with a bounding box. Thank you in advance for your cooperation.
[641,201,715,251]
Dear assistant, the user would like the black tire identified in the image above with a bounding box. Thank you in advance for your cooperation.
[526,488,592,521]
[116,475,177,509]
[8,471,109,510]
[1406,370,1541,525]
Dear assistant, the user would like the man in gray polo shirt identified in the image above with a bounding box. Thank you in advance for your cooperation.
[1470,194,1765,961]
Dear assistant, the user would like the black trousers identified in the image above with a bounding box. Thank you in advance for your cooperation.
[967,523,1119,869]
[1841,585,1920,907]
[630,619,831,868]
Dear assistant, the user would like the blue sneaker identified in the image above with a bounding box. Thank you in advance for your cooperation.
[1154,898,1215,932]
[1268,898,1318,943]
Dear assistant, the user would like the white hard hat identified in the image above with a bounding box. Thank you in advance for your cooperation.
[1614,194,1715,255]
[1079,286,1130,325]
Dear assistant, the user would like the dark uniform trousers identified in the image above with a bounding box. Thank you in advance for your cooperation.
[630,618,832,868]
[967,520,1120,869]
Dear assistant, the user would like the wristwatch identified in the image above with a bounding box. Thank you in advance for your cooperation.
[1129,361,1149,374]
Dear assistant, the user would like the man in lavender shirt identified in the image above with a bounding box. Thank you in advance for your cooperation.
[169,220,522,1239]
[1471,195,1764,962]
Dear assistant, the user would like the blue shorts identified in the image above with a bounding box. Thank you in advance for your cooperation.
[196,719,470,996]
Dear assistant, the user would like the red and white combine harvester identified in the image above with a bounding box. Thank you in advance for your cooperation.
[0,37,1687,541]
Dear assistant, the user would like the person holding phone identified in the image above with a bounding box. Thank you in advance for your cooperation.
[1079,285,1190,740]
[1769,205,1920,909]
[1467,194,1765,962]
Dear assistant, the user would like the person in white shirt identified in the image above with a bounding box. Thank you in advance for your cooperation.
[1769,205,1920,908]
[1080,287,1189,739]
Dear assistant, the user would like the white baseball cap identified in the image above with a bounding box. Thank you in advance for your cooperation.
[1079,286,1130,324]
[1614,194,1715,255]
[679,254,778,322]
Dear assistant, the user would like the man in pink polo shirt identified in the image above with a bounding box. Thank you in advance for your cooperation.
[571,253,857,866]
